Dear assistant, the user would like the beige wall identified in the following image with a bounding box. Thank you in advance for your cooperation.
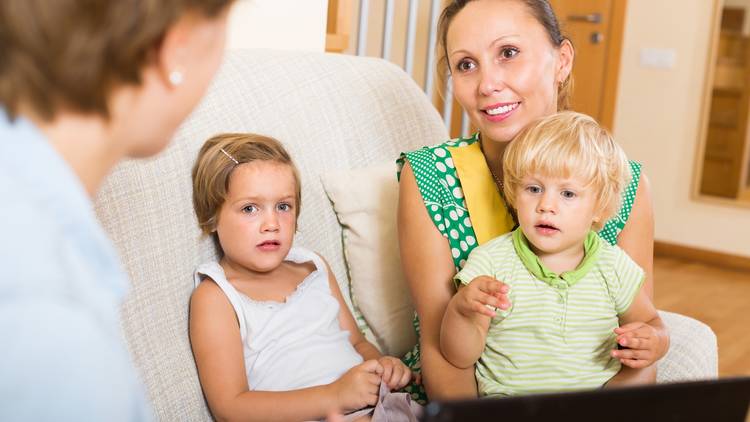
[613,0,750,258]
[226,0,327,51]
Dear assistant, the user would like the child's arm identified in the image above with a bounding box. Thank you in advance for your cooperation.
[320,256,412,390]
[440,276,510,369]
[605,287,670,387]
[189,280,379,421]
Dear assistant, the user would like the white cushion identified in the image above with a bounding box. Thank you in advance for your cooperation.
[321,162,416,357]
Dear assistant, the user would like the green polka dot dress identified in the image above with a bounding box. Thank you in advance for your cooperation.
[599,160,642,245]
[395,135,642,404]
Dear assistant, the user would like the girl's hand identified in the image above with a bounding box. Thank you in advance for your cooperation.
[377,356,411,390]
[454,276,511,319]
[611,322,663,368]
[331,359,383,412]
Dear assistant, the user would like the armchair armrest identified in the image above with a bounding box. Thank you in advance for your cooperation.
[656,310,718,382]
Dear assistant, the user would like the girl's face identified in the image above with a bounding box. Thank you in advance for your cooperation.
[216,161,298,275]
[446,0,572,144]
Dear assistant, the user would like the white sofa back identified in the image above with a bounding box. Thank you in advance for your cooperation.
[94,50,448,420]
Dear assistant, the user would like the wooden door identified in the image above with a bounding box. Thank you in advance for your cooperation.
[550,0,627,131]
[326,0,351,53]
[699,7,749,199]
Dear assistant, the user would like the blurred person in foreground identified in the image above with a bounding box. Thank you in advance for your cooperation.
[0,0,235,420]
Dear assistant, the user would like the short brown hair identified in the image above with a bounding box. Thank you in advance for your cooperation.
[503,111,630,230]
[0,0,232,121]
[436,0,574,110]
[192,133,302,236]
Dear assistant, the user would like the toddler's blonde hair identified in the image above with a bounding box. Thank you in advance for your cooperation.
[503,111,630,230]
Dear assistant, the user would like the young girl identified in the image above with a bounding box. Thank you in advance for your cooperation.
[189,133,420,421]
[440,112,669,396]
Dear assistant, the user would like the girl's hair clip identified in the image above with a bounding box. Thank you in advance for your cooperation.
[220,147,239,165]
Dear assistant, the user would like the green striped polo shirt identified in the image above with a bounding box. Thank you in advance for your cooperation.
[455,228,645,397]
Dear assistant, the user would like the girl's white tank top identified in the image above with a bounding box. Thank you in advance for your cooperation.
[194,246,363,391]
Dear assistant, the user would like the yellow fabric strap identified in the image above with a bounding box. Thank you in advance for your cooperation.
[448,142,515,245]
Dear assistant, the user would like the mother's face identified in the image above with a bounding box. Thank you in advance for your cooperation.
[446,0,573,144]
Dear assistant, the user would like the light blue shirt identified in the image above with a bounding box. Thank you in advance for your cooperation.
[0,113,152,421]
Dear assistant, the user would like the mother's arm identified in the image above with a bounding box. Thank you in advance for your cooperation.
[397,162,477,400]
[617,173,655,299]
[607,172,670,385]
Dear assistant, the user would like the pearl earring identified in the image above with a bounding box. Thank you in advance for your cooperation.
[169,70,184,86]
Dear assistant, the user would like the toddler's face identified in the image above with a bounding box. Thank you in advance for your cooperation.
[514,173,601,259]
[215,161,297,274]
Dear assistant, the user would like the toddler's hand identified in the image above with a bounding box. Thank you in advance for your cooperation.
[611,322,662,368]
[331,359,383,412]
[377,356,411,390]
[454,276,510,319]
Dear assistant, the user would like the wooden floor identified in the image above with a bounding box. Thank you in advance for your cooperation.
[654,256,750,377]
